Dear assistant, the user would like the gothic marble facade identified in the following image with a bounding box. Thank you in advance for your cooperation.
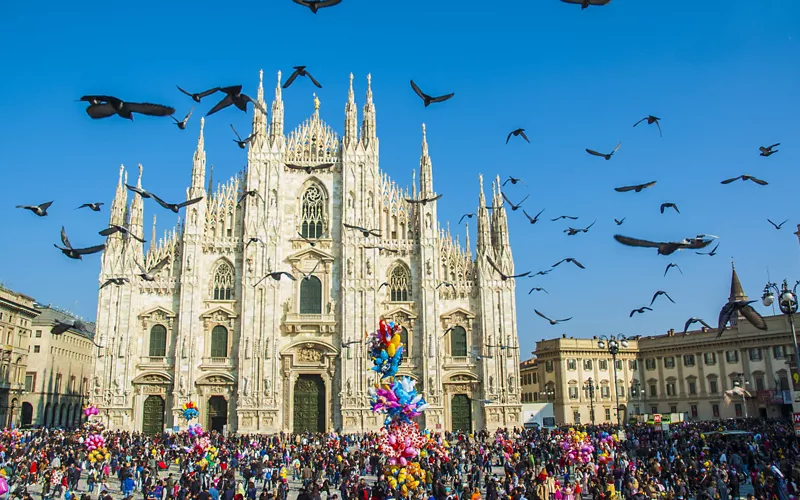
[93,71,522,434]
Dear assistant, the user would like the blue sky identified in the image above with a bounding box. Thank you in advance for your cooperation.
[1,0,799,357]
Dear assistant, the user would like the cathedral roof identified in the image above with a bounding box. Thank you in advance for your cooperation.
[286,100,340,163]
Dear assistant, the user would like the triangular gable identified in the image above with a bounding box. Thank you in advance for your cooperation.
[200,305,238,320]
[138,306,177,320]
[287,246,335,264]
[440,307,476,321]
[383,305,417,320]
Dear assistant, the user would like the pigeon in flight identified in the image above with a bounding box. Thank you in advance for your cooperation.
[531,270,552,277]
[535,310,572,325]
[293,261,321,281]
[99,224,146,243]
[177,86,220,103]
[633,115,662,137]
[486,256,530,280]
[171,107,193,130]
[76,202,103,212]
[660,203,680,214]
[151,193,204,214]
[286,163,334,174]
[717,300,767,336]
[54,227,104,260]
[759,143,779,157]
[552,258,585,269]
[253,271,296,287]
[696,242,719,256]
[405,194,443,205]
[615,181,656,193]
[135,257,170,281]
[614,234,713,255]
[365,246,399,254]
[237,190,265,206]
[586,141,621,160]
[683,317,712,333]
[292,0,342,14]
[378,282,390,291]
[560,0,611,8]
[125,184,155,199]
[506,129,530,144]
[721,175,768,186]
[664,263,682,276]
[410,80,454,107]
[630,307,653,317]
[342,339,363,348]
[80,95,175,120]
[551,215,578,221]
[458,213,475,224]
[51,318,87,336]
[523,209,544,225]
[502,193,529,211]
[436,281,455,290]
[528,287,548,295]
[564,221,595,236]
[297,232,319,246]
[650,290,675,306]
[503,177,524,186]
[283,66,323,89]
[614,217,626,225]
[100,277,129,289]
[231,124,255,149]
[245,237,266,248]
[768,219,788,230]
[343,223,381,238]
[206,86,267,116]
[17,201,53,217]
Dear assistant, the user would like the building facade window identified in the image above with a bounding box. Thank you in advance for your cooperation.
[573,410,581,423]
[645,358,656,370]
[149,325,167,357]
[545,360,554,373]
[709,379,718,394]
[600,386,610,399]
[24,373,35,393]
[688,381,697,395]
[388,265,411,302]
[704,352,717,365]
[532,373,538,384]
[755,376,765,391]
[726,350,739,363]
[583,360,593,370]
[670,405,677,413]
[664,357,675,369]
[604,408,611,421]
[212,261,234,300]
[734,403,743,417]
[615,360,623,371]
[300,184,326,238]
[568,387,579,399]
[651,406,658,414]
[649,384,657,397]
[34,330,41,338]
[299,276,323,314]
[599,360,608,371]
[616,384,625,398]
[779,375,790,391]
[210,325,228,358]
[712,404,720,417]
[773,346,785,359]
[666,382,676,396]
[683,354,695,367]
[749,348,762,361]
[449,326,467,357]
[533,392,539,401]
[567,359,577,371]
[629,360,637,370]
[33,345,40,353]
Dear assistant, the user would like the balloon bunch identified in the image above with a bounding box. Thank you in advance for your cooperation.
[181,401,199,421]
[0,429,21,441]
[196,446,218,469]
[377,422,428,466]
[558,429,594,465]
[595,431,617,465]
[386,462,425,497]
[369,377,429,425]
[188,423,204,438]
[84,434,109,463]
[83,404,99,417]
[83,420,105,433]
[369,319,404,379]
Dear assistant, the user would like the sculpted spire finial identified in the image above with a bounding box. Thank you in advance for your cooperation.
[275,70,282,100]
[313,92,320,113]
[348,72,355,101]
[366,73,373,104]
[136,163,143,188]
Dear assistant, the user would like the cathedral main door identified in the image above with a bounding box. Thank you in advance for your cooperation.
[293,374,325,433]
[451,394,473,432]
[207,396,228,432]
[142,395,165,435]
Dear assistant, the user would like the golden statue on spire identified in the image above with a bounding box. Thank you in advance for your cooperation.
[313,92,320,112]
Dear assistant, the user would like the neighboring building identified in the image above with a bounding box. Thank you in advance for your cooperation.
[93,71,523,434]
[22,305,96,428]
[0,286,39,427]
[534,265,796,424]
[520,357,539,403]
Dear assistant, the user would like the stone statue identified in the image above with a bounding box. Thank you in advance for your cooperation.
[246,258,254,275]
[114,375,124,396]
[508,375,515,392]
[191,208,198,225]
[428,376,435,394]
[426,259,432,276]
[326,301,333,314]
[347,257,353,276]
[366,258,372,276]
[93,376,101,395]
[242,376,249,396]
[264,377,271,395]
[186,255,193,272]
[179,375,187,395]
[346,377,352,396]
[489,376,494,394]
[181,337,187,358]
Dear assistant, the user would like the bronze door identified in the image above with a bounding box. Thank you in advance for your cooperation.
[293,375,325,433]
[142,396,165,435]
[451,394,472,432]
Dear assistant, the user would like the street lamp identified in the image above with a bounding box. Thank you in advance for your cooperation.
[584,377,596,425]
[544,386,555,402]
[598,334,629,426]
[762,279,800,427]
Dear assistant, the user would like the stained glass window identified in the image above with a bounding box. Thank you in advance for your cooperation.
[389,265,411,302]
[212,261,234,300]
[300,184,325,239]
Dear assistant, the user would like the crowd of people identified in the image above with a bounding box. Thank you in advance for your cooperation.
[0,418,796,500]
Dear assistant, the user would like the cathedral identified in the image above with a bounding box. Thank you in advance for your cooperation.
[92,70,523,434]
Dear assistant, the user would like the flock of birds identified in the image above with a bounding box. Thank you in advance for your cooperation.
[12,0,791,344]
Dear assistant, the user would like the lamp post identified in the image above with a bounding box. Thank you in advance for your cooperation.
[598,334,629,426]
[762,279,800,434]
[584,377,596,425]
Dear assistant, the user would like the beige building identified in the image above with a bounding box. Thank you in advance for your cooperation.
[21,305,97,428]
[532,266,796,425]
[0,285,39,427]
[520,357,540,403]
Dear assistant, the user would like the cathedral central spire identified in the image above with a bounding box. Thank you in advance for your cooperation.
[189,118,206,198]
[344,73,358,148]
[360,74,376,148]
[270,71,284,143]
[419,123,434,197]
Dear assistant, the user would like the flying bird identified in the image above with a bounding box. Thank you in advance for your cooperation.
[410,80,454,107]
[613,234,713,255]
[51,318,87,336]
[564,221,595,236]
[535,310,572,326]
[551,215,578,222]
[560,0,612,8]
[683,317,712,333]
[253,271,296,287]
[650,290,675,306]
[633,115,662,137]
[696,242,719,256]
[436,282,455,290]
[297,232,319,246]
[664,263,682,276]
[531,270,552,277]
[720,175,768,186]
[660,203,680,214]
[99,224,146,243]
[506,129,530,144]
[365,246,399,254]
[16,201,53,217]
[282,66,323,88]
[76,202,103,212]
[523,209,544,225]
[294,261,321,281]
[80,95,175,120]
[615,181,656,193]
[206,85,266,117]
[171,108,193,130]
[292,0,342,14]
[528,287,548,295]
[237,190,265,206]
[405,194,443,205]
[768,219,788,230]
[378,282,390,291]
[100,277,130,289]
[343,223,381,238]
[458,213,474,224]
[125,184,154,198]
[501,193,529,211]
[717,300,767,336]
[135,257,170,281]
[245,237,266,248]
[759,143,779,157]
[151,193,204,213]
[54,227,104,260]
[486,256,530,280]
[614,218,626,225]
[286,163,334,174]
[342,339,363,348]
[552,258,585,269]
[231,124,255,149]
[503,177,525,186]
[177,86,220,103]
[586,141,621,160]
[630,307,653,317]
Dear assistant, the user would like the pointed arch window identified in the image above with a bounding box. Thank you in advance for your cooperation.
[299,276,323,314]
[149,325,167,357]
[210,326,228,358]
[450,326,468,357]
[300,184,326,239]
[389,264,411,302]
[212,261,234,300]
[399,327,409,355]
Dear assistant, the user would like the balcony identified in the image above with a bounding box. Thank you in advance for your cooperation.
[201,357,235,370]
[138,356,175,369]
[443,356,473,369]
[285,313,336,334]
